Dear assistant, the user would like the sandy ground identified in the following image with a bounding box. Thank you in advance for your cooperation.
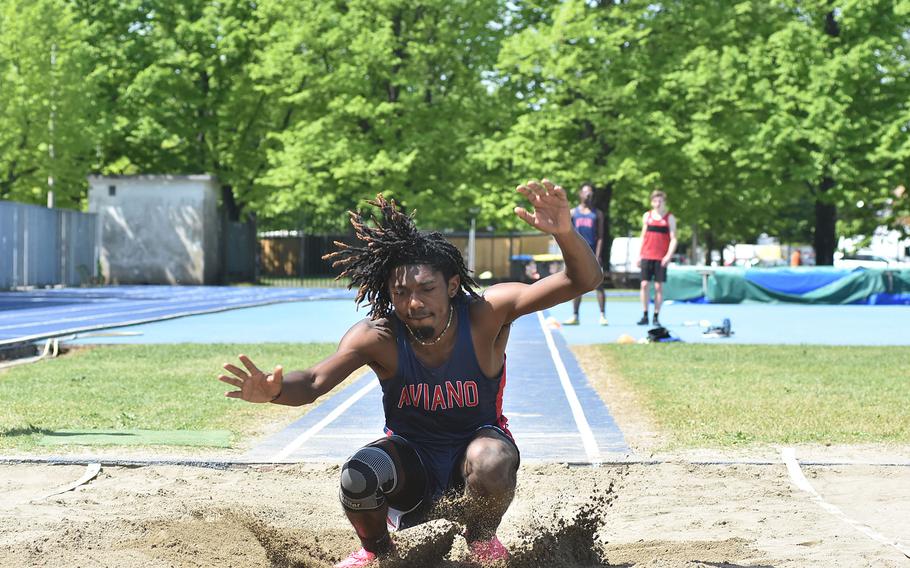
[2,352,910,566]
[2,459,909,567]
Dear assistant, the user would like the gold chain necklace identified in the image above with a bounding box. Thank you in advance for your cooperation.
[405,304,454,347]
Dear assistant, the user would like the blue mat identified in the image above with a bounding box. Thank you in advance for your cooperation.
[744,268,851,295]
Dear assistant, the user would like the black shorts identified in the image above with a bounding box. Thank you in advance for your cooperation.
[641,259,667,282]
[369,425,520,530]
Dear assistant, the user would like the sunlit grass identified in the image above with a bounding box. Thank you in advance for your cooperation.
[0,343,336,451]
[590,344,910,447]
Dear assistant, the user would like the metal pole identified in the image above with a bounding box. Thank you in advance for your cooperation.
[47,43,56,209]
[468,217,476,274]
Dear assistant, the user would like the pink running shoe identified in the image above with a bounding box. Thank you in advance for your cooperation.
[333,548,377,568]
[468,535,510,564]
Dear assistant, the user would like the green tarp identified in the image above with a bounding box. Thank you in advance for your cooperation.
[662,267,910,304]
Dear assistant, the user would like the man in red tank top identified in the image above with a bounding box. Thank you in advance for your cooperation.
[636,190,677,326]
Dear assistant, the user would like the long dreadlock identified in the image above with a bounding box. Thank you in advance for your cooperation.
[323,195,480,320]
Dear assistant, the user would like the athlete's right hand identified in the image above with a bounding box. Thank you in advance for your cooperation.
[219,354,283,403]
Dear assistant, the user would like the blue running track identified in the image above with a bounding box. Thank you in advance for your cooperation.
[1,286,630,462]
[0,286,354,346]
[243,310,630,463]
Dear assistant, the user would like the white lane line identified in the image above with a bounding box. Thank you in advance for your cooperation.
[782,447,910,559]
[0,297,332,346]
[272,378,379,461]
[0,291,303,329]
[536,311,601,464]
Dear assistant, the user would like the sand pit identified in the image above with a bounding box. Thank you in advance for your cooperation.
[2,457,909,567]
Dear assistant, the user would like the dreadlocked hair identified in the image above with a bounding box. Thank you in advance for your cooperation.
[322,194,479,320]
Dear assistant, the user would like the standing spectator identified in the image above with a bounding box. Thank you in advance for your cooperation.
[563,183,607,326]
[637,189,677,326]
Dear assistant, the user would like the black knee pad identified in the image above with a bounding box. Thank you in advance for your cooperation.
[340,446,397,511]
[371,436,428,515]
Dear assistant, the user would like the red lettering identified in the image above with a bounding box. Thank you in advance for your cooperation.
[398,382,479,410]
[464,381,478,407]
[431,385,447,411]
[397,387,411,409]
[446,381,464,408]
[408,384,421,408]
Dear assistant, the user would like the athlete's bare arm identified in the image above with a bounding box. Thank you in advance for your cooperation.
[479,179,602,331]
[218,319,395,406]
[662,214,678,267]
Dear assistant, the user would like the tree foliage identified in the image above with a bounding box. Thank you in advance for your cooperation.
[248,0,508,231]
[0,0,99,206]
[0,0,907,257]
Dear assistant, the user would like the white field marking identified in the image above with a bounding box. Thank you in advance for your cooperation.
[782,448,910,559]
[536,311,601,464]
[272,379,379,461]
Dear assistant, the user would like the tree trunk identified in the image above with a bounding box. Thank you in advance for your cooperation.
[813,176,837,265]
[221,183,239,222]
[597,183,613,269]
[811,11,840,267]
[691,223,698,265]
[705,231,715,266]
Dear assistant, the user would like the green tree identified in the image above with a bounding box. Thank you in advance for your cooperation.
[489,0,910,264]
[251,0,507,231]
[0,0,99,207]
[755,2,910,264]
[73,0,278,220]
[489,1,784,263]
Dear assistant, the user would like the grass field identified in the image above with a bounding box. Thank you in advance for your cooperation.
[0,343,335,451]
[2,342,908,452]
[593,344,910,447]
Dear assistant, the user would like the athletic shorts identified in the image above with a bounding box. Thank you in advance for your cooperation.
[640,259,667,282]
[376,424,519,530]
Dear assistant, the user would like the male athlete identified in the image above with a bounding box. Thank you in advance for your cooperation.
[563,182,607,326]
[636,189,678,326]
[218,180,602,567]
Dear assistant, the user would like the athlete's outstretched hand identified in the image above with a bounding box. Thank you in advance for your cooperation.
[514,179,573,235]
[219,354,283,403]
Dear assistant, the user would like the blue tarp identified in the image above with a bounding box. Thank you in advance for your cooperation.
[743,268,853,295]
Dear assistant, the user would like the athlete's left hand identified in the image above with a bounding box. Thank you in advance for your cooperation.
[514,179,573,235]
[219,354,283,403]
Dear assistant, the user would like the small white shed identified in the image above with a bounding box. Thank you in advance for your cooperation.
[87,175,221,285]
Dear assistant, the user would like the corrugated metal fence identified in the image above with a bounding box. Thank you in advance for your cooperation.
[0,201,99,290]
